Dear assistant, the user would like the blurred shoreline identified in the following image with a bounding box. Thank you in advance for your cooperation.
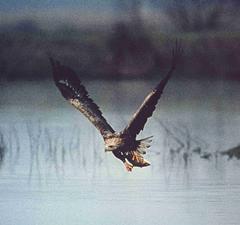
[0,2,239,81]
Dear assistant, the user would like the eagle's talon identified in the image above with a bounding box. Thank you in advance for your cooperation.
[124,160,133,172]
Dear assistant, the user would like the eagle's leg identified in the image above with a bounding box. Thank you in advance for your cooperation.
[124,159,133,172]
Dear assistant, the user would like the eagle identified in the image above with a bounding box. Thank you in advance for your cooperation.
[50,43,181,172]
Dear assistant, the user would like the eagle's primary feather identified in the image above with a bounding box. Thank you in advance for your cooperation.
[50,58,115,137]
[123,42,181,138]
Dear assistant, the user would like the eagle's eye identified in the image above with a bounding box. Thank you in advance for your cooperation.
[108,145,114,148]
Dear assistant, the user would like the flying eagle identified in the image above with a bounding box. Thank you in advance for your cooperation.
[50,44,181,172]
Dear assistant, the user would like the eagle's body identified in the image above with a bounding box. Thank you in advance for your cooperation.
[50,43,181,171]
[104,132,152,170]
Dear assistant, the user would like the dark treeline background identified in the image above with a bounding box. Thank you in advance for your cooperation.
[0,0,239,81]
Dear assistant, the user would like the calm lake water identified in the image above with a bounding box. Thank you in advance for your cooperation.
[0,79,240,225]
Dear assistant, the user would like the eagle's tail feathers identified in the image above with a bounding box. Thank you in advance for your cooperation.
[136,136,153,154]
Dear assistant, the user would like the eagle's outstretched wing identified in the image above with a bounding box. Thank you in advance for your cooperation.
[50,58,115,137]
[123,42,182,139]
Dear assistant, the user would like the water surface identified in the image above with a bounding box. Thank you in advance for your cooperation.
[0,79,240,225]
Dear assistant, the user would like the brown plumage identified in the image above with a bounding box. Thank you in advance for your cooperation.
[50,59,114,137]
[50,43,182,172]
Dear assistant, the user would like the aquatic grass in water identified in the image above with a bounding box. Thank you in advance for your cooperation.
[0,130,6,168]
[0,120,236,183]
